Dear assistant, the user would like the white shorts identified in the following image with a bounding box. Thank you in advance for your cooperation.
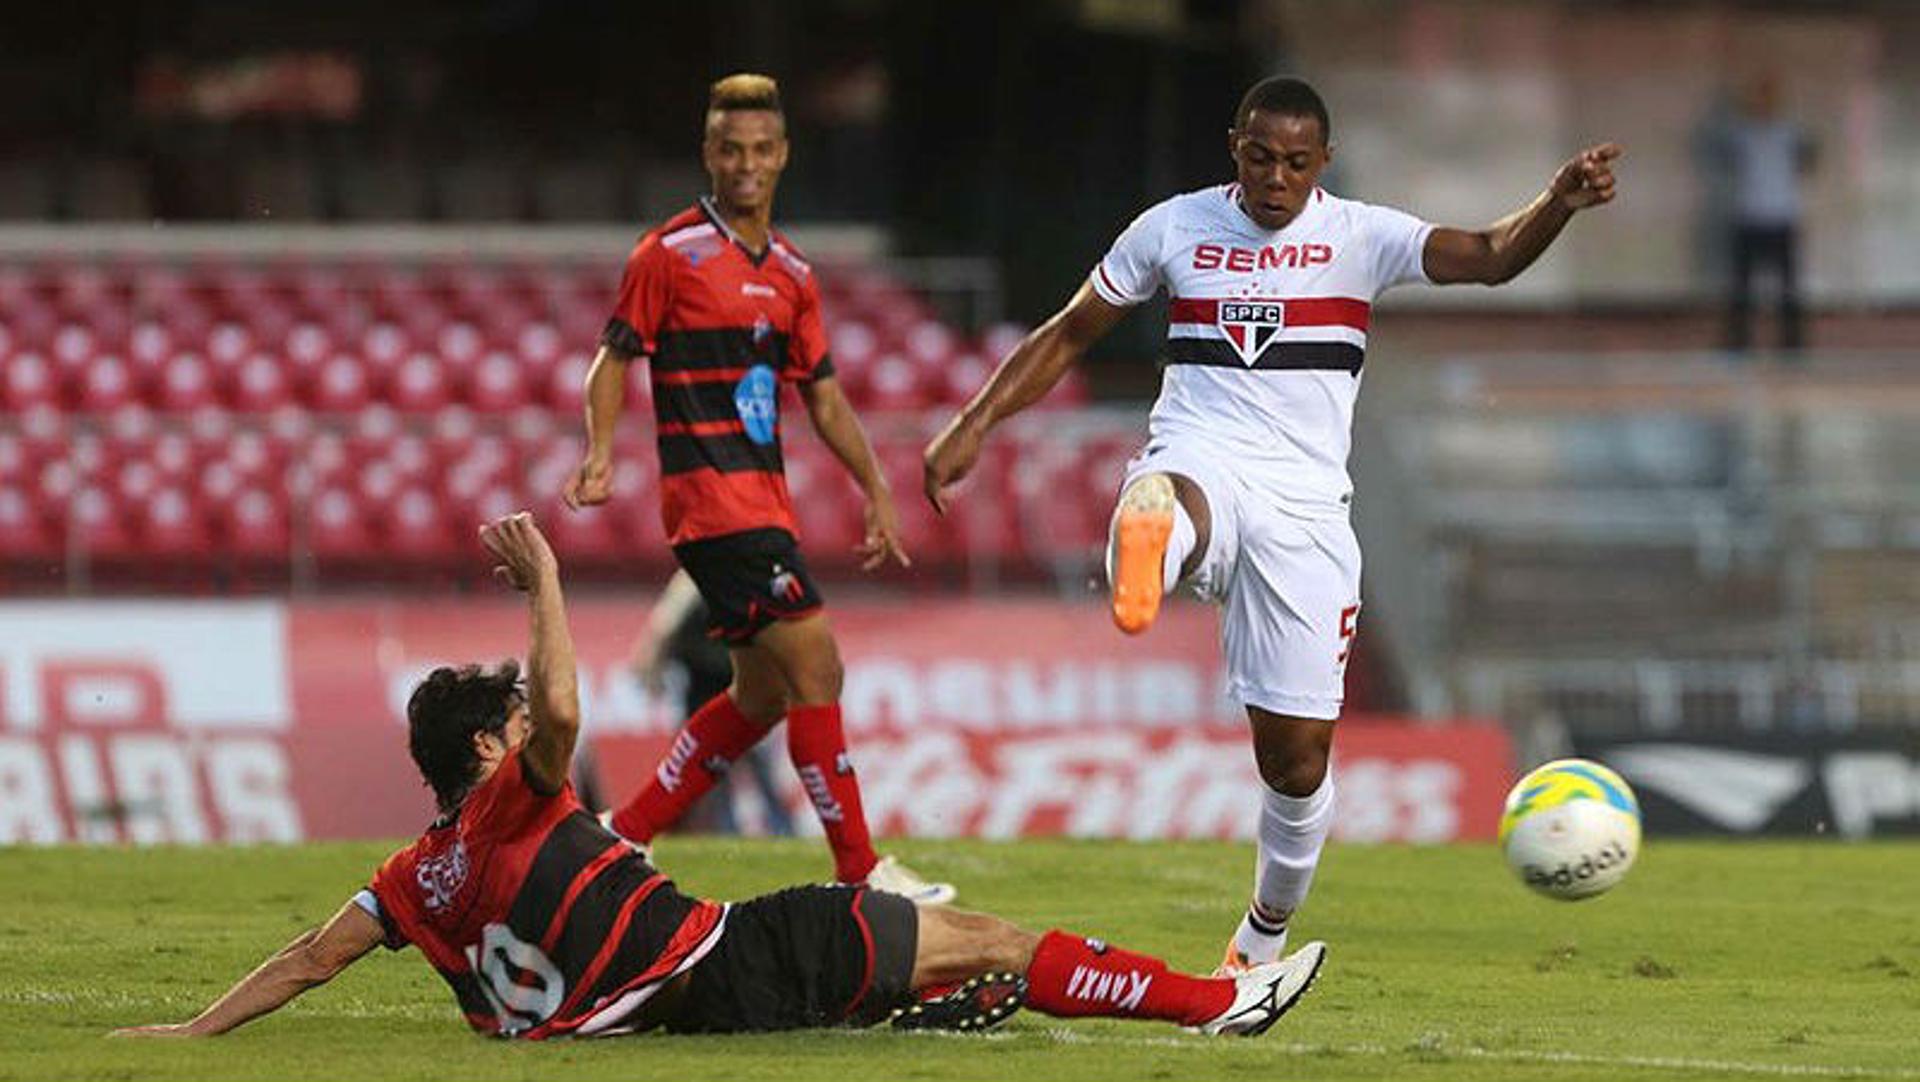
[1119,439,1362,720]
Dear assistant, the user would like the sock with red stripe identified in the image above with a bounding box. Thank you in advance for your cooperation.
[785,702,879,883]
[609,692,764,842]
[1024,930,1234,1025]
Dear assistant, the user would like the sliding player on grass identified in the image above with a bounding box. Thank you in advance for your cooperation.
[925,76,1619,974]
[115,513,1325,1040]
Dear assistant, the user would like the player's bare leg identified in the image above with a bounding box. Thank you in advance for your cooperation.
[898,904,1324,1036]
[1108,471,1209,634]
[1220,708,1337,975]
[754,615,955,903]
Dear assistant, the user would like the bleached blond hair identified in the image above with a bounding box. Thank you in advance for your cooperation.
[708,73,782,114]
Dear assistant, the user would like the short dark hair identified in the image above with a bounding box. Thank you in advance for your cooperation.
[407,661,525,813]
[1234,76,1331,144]
[709,72,783,115]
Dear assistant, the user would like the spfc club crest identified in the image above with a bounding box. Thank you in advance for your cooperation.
[1218,300,1284,366]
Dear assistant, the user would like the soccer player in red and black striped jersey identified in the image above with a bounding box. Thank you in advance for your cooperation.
[562,74,950,904]
[115,513,1327,1041]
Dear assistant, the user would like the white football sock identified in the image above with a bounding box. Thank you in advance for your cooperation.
[1164,497,1196,593]
[1234,771,1336,964]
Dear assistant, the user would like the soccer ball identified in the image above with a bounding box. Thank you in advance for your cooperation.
[1498,758,1641,901]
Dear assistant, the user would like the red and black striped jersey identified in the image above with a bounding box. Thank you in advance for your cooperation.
[359,752,725,1038]
[601,199,834,546]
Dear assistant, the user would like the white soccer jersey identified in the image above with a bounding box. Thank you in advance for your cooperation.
[1091,184,1432,516]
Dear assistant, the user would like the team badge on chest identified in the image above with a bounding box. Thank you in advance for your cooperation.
[1218,301,1284,366]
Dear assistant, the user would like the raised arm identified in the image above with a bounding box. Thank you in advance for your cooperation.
[1423,143,1621,286]
[480,512,580,795]
[799,374,909,570]
[922,282,1131,512]
[563,345,631,508]
[112,898,384,1038]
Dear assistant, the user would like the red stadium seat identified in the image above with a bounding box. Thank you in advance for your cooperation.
[206,322,254,371]
[0,433,31,487]
[150,431,197,482]
[387,486,456,559]
[1,351,59,412]
[386,432,439,485]
[390,352,454,413]
[127,321,173,375]
[104,405,158,466]
[155,351,221,412]
[70,484,138,559]
[903,319,958,368]
[78,355,138,412]
[0,485,58,559]
[51,325,99,384]
[138,486,214,557]
[310,354,374,412]
[361,322,411,370]
[222,486,292,559]
[467,350,529,413]
[939,352,992,406]
[546,352,591,413]
[186,408,237,467]
[862,354,934,411]
[517,321,564,369]
[196,460,245,504]
[437,322,485,365]
[306,485,378,559]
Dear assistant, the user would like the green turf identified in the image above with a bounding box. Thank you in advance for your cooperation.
[3,837,1917,1081]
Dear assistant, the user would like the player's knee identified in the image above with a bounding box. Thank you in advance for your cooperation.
[1258,750,1329,797]
[1251,726,1332,797]
[788,642,844,704]
[729,684,788,725]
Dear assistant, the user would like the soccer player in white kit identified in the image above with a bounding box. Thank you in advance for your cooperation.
[923,77,1620,975]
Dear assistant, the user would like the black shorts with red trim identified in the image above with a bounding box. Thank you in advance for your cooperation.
[665,885,917,1033]
[672,527,825,643]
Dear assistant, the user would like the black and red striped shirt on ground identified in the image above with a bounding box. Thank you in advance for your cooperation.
[601,199,834,546]
[362,752,725,1038]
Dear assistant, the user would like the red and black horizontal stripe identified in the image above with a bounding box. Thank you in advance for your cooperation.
[1163,336,1365,373]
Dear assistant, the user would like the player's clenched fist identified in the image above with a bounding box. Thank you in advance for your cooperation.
[1551,143,1622,211]
[562,455,613,509]
[479,511,559,592]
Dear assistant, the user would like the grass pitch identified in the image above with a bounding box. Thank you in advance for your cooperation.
[3,837,1917,1081]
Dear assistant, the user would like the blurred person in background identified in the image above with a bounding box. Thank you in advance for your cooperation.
[925,75,1618,979]
[1713,70,1816,356]
[628,570,794,837]
[564,73,951,904]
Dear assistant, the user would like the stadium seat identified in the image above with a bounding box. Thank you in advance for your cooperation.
[138,486,214,557]
[311,354,375,412]
[468,350,529,412]
[305,485,377,559]
[77,355,138,412]
[220,487,292,560]
[155,351,221,412]
[70,484,138,559]
[387,486,457,559]
[390,353,455,413]
[1,351,59,412]
[231,352,295,412]
[0,485,57,560]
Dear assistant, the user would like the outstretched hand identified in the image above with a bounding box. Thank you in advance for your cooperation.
[1551,143,1622,211]
[480,511,559,592]
[857,489,911,571]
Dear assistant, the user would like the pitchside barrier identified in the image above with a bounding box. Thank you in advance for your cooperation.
[1572,733,1920,839]
[0,598,1511,845]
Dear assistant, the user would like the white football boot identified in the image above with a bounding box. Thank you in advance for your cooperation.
[864,855,957,906]
[1193,940,1327,1037]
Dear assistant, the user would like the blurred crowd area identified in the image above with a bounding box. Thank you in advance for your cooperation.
[3,0,1917,737]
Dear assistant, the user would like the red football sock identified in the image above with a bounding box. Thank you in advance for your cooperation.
[1024,930,1235,1025]
[785,702,878,883]
[609,692,764,842]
